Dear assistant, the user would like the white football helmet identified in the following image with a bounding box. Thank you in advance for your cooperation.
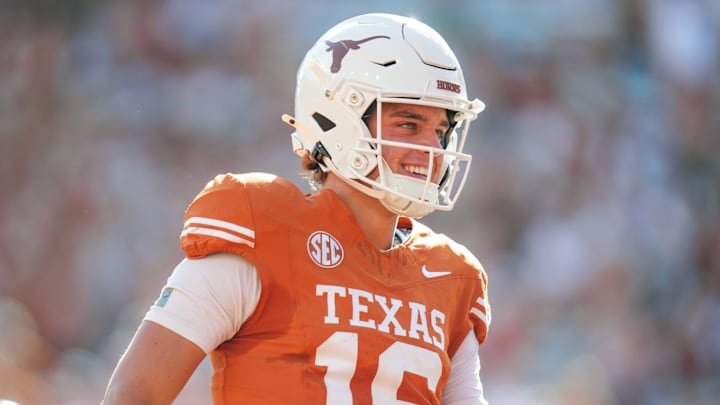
[283,13,485,218]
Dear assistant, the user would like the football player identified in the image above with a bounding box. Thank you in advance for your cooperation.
[104,13,490,404]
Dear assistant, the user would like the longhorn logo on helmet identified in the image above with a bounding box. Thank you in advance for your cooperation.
[325,36,390,73]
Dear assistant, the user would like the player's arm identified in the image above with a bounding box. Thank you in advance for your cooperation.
[442,330,488,405]
[103,253,261,404]
[102,321,206,404]
[443,273,491,404]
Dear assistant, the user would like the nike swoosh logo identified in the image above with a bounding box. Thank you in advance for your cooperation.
[421,265,452,278]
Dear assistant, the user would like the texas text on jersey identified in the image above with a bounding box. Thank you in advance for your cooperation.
[179,172,491,404]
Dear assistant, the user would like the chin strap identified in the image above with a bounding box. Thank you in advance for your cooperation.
[311,141,332,167]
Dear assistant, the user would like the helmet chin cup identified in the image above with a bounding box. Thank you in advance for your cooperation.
[380,198,435,219]
[378,172,440,218]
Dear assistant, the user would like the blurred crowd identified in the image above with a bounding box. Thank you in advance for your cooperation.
[0,0,718,404]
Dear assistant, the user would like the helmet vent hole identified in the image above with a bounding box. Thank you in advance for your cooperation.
[312,113,337,132]
[373,60,397,67]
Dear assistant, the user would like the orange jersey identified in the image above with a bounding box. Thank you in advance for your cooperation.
[180,172,490,404]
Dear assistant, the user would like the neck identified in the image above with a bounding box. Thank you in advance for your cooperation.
[323,174,398,250]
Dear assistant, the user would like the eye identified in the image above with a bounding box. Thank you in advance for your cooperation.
[438,128,451,148]
[399,122,417,131]
[438,125,452,140]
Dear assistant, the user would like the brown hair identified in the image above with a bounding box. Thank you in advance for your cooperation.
[299,151,328,190]
[299,102,375,190]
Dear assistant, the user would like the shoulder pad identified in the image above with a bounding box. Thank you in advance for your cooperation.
[180,172,301,258]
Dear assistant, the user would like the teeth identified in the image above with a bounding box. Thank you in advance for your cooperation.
[404,165,428,177]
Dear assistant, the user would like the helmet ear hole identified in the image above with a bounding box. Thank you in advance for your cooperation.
[312,113,337,132]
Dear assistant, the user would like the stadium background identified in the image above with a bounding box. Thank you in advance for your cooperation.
[1,0,718,403]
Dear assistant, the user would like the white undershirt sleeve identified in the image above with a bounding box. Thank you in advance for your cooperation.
[442,330,488,404]
[143,253,261,354]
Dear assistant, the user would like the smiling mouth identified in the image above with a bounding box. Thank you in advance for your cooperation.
[403,164,430,179]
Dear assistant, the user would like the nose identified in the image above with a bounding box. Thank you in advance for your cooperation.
[415,128,444,179]
[418,127,443,150]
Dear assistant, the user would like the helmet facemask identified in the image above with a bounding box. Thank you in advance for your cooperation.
[349,97,478,218]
